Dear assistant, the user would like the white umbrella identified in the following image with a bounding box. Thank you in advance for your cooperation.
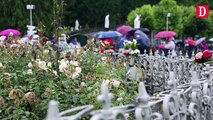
[209,38,213,42]
[195,37,205,45]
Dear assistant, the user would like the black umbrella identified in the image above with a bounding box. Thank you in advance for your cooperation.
[134,30,150,48]
[141,28,150,34]
[67,31,81,36]
[68,33,88,46]
[128,28,151,35]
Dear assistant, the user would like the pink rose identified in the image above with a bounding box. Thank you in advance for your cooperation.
[104,49,114,53]
[122,50,131,55]
[123,40,128,44]
[195,52,203,60]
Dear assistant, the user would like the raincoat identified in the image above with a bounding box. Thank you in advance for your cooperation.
[198,41,208,51]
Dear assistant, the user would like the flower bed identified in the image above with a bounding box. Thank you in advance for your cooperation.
[0,42,139,119]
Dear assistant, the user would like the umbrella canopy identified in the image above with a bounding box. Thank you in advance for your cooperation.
[141,28,150,34]
[97,31,122,39]
[116,25,133,36]
[185,39,195,46]
[134,30,150,48]
[209,38,213,42]
[128,28,151,35]
[68,34,88,46]
[155,31,176,38]
[195,37,205,45]
[0,29,21,36]
[93,31,105,39]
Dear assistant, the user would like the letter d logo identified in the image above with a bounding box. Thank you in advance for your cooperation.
[196,5,209,18]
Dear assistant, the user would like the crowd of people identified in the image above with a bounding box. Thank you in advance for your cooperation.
[0,30,211,58]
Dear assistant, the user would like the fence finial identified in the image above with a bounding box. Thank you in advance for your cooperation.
[137,82,151,104]
[97,82,113,110]
[46,100,59,120]
[168,72,177,95]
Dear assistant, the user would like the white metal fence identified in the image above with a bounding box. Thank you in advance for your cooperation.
[46,52,213,120]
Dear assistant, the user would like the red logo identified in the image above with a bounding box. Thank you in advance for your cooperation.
[196,5,209,18]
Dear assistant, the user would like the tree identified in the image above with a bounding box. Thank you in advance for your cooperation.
[63,0,161,29]
[206,11,213,39]
[0,0,28,31]
[153,0,183,35]
[28,0,55,36]
[126,5,154,30]
[182,6,212,39]
[0,0,54,36]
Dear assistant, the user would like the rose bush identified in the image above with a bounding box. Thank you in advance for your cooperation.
[0,41,140,119]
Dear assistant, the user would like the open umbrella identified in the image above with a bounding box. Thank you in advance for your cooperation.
[134,30,150,48]
[93,31,105,39]
[195,37,205,46]
[141,28,150,34]
[185,39,195,46]
[209,38,213,42]
[134,30,149,40]
[0,29,21,36]
[116,25,133,36]
[128,28,151,35]
[68,34,88,46]
[97,31,122,39]
[155,31,176,38]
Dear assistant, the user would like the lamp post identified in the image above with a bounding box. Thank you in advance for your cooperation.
[166,13,171,31]
[26,4,35,26]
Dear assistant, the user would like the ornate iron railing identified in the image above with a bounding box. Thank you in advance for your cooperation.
[46,52,213,120]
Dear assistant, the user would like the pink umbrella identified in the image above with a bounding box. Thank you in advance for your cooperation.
[116,25,133,36]
[155,31,176,38]
[185,39,195,46]
[0,29,21,36]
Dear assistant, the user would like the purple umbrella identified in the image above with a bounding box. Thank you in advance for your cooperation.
[116,25,133,36]
[0,29,21,36]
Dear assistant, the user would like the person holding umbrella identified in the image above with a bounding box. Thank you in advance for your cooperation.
[185,38,195,58]
[69,37,81,53]
[58,34,70,53]
[118,34,132,49]
[197,39,209,51]
[158,37,176,56]
[116,25,133,49]
[134,30,150,54]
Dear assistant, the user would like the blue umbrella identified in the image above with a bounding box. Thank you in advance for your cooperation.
[134,30,150,48]
[93,31,105,39]
[97,31,122,39]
